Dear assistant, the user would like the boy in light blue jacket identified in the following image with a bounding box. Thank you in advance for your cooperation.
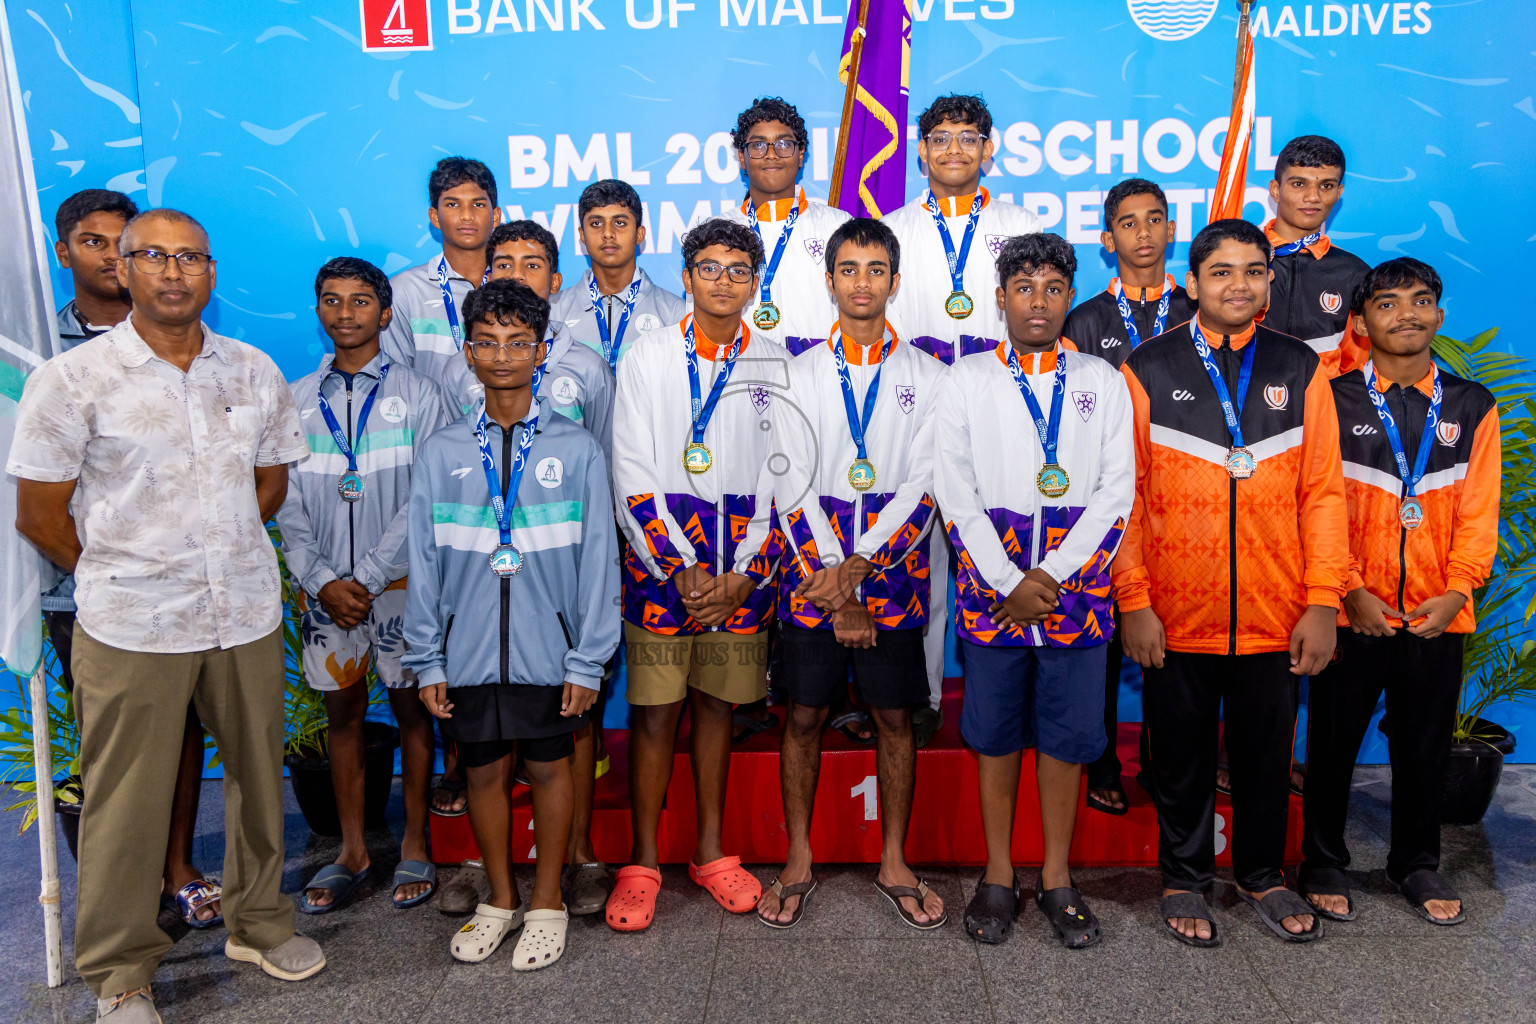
[404,279,620,970]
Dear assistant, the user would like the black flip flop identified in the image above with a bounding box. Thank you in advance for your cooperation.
[756,877,817,929]
[1393,869,1466,926]
[1159,891,1221,948]
[731,711,775,746]
[1298,865,1357,921]
[830,710,877,746]
[963,875,1020,945]
[1237,887,1324,943]
[1086,782,1130,817]
[431,775,468,817]
[1035,877,1101,949]
[874,878,948,930]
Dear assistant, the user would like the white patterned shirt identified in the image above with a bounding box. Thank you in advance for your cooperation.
[7,318,309,653]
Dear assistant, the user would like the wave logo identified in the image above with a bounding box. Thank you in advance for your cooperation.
[1127,0,1221,41]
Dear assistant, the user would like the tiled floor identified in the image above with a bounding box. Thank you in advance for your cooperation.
[3,765,1534,1024]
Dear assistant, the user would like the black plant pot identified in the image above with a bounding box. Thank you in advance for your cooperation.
[1441,718,1516,826]
[284,721,400,837]
[55,797,81,862]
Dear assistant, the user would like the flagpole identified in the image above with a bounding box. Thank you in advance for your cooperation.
[829,0,871,209]
[1231,0,1252,108]
[29,663,62,986]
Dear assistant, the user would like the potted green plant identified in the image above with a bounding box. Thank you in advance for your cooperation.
[272,525,399,837]
[1432,328,1536,824]
[0,624,82,858]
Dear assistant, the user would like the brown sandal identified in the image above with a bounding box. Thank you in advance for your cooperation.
[874,878,948,930]
[756,877,817,929]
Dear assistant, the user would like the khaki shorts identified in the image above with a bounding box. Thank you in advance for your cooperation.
[623,623,769,706]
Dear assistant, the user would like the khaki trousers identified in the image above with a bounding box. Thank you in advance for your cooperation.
[71,627,295,997]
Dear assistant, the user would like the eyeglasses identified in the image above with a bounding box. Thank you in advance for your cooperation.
[743,138,799,159]
[467,339,540,359]
[125,249,214,275]
[924,130,985,152]
[688,261,755,284]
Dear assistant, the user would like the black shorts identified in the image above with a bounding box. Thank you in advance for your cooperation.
[776,624,928,710]
[457,733,573,767]
[441,683,583,766]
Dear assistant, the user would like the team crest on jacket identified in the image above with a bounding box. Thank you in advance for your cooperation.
[749,384,773,414]
[1319,291,1343,314]
[536,457,564,488]
[803,237,825,261]
[986,235,1008,257]
[1436,420,1462,446]
[379,396,409,423]
[1072,391,1097,421]
[1263,383,1289,411]
[550,376,578,406]
[896,384,917,414]
[634,313,662,332]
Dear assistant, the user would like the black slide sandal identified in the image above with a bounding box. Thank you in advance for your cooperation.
[1298,866,1357,922]
[1035,877,1101,949]
[1160,891,1221,948]
[1394,869,1466,926]
[963,875,1020,945]
[1238,887,1324,943]
[1086,782,1130,817]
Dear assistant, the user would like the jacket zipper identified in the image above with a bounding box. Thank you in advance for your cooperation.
[1029,351,1047,646]
[500,426,513,686]
[711,350,726,633]
[345,381,356,574]
[851,360,866,610]
[1393,386,1411,612]
[1222,337,1239,656]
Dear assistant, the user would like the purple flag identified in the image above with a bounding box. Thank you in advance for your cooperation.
[833,0,910,219]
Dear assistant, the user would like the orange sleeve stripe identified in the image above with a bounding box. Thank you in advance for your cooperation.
[1447,404,1501,598]
[1110,363,1153,612]
[1297,362,1350,608]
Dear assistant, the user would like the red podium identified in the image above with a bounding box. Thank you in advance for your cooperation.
[428,682,1305,867]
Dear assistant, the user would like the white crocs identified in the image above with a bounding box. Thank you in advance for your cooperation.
[511,906,569,971]
[450,902,524,963]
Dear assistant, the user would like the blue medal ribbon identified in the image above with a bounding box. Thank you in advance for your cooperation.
[1270,229,1322,261]
[831,326,894,463]
[474,363,544,547]
[1362,360,1442,500]
[590,274,642,373]
[748,198,801,309]
[436,256,490,350]
[1190,319,1257,450]
[1004,342,1068,467]
[926,189,984,297]
[1113,274,1174,350]
[684,317,744,445]
[317,363,390,476]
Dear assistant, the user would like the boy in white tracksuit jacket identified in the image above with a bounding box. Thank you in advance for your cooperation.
[934,234,1133,949]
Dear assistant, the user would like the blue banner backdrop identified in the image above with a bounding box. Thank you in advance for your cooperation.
[5,0,1535,759]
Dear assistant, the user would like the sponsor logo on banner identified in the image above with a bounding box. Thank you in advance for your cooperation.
[896,384,917,414]
[536,457,564,488]
[1073,391,1097,421]
[1437,420,1462,446]
[1264,383,1289,410]
[359,0,433,51]
[1319,291,1343,314]
[1126,0,1221,42]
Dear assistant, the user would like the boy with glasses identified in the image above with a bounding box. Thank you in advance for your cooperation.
[606,219,783,932]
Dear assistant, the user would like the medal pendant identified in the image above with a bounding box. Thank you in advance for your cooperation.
[1036,463,1071,499]
[1399,497,1425,531]
[848,458,877,493]
[1225,447,1257,480]
[489,543,524,578]
[682,441,713,474]
[752,301,781,331]
[338,470,365,503]
[944,290,975,320]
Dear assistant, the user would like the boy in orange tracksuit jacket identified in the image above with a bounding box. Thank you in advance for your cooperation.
[1115,219,1348,948]
[1300,258,1499,928]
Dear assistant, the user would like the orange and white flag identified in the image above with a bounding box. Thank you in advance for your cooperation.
[1210,26,1255,222]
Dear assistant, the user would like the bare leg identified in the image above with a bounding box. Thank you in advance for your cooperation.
[162,707,217,921]
[566,720,598,864]
[524,753,573,912]
[627,700,685,868]
[977,750,1022,888]
[759,702,825,924]
[466,755,519,911]
[1036,752,1082,891]
[688,688,735,866]
[305,685,370,908]
[870,706,943,924]
[388,687,435,902]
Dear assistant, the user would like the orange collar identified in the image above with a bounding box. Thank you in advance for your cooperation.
[925,187,990,218]
[682,313,751,361]
[742,188,809,222]
[995,339,1065,373]
[1264,219,1332,259]
[1196,315,1256,349]
[1369,362,1437,398]
[827,322,900,365]
[1107,274,1176,302]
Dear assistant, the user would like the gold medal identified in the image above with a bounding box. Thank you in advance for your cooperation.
[682,441,713,474]
[1036,463,1070,499]
[944,290,975,320]
[848,458,876,492]
[752,301,781,330]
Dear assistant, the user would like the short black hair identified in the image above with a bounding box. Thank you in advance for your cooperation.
[681,218,764,271]
[1188,218,1272,274]
[118,208,209,256]
[1103,178,1168,229]
[1275,134,1346,180]
[486,221,559,272]
[55,188,138,242]
[1351,257,1443,315]
[995,233,1076,288]
[313,256,392,310]
[731,96,808,152]
[918,94,992,139]
[578,179,642,222]
[461,278,550,341]
[824,217,900,276]
[428,156,498,209]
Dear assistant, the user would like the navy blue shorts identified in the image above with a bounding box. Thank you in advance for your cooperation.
[959,641,1107,762]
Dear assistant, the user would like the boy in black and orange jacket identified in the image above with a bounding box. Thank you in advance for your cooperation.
[1115,219,1349,947]
[1300,258,1499,928]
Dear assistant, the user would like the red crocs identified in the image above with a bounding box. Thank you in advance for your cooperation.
[689,855,762,913]
[605,865,662,932]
